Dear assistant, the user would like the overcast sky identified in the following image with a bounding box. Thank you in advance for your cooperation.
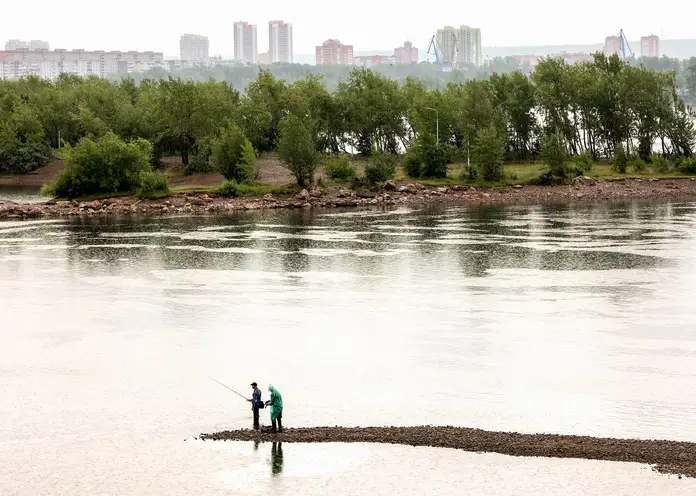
[3,0,688,57]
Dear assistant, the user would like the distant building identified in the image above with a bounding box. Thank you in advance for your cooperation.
[5,40,50,51]
[353,55,396,67]
[0,49,163,80]
[258,52,270,65]
[394,41,418,64]
[641,35,660,58]
[180,34,209,64]
[435,25,482,67]
[269,20,293,64]
[315,39,353,65]
[509,55,541,67]
[549,52,592,65]
[604,36,620,55]
[234,22,258,64]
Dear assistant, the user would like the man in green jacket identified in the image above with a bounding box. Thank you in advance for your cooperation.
[265,384,283,433]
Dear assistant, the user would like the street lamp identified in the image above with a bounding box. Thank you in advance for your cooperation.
[424,107,439,145]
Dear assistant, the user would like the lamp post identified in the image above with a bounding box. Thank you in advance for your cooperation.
[425,107,439,145]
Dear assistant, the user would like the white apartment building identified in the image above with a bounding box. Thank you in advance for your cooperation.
[234,22,258,64]
[435,25,482,67]
[0,50,164,80]
[180,34,209,64]
[269,20,293,64]
[5,39,50,51]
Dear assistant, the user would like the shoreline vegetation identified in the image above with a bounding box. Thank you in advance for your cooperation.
[199,426,696,479]
[1,52,695,216]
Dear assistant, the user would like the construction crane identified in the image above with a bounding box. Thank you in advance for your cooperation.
[427,35,453,72]
[619,29,634,60]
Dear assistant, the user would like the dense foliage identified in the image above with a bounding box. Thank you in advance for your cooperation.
[1,52,695,190]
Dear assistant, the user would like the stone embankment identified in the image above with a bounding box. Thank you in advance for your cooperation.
[201,425,696,479]
[2,177,696,220]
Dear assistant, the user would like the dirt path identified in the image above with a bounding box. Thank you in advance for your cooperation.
[200,426,696,478]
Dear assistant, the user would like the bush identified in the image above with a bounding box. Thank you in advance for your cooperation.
[422,144,448,178]
[364,151,397,184]
[540,132,568,179]
[211,124,257,183]
[324,155,356,181]
[186,152,215,175]
[44,133,152,199]
[215,180,294,197]
[0,141,52,175]
[277,115,320,187]
[650,154,672,173]
[402,149,424,178]
[677,157,696,174]
[612,144,628,173]
[570,151,594,173]
[629,158,647,173]
[215,179,241,197]
[473,125,506,182]
[136,170,170,198]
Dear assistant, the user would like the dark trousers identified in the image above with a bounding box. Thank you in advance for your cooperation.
[252,407,260,429]
[272,411,283,432]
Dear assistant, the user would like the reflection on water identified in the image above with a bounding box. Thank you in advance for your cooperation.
[2,200,696,494]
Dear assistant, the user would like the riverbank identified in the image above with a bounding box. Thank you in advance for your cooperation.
[200,426,696,478]
[2,176,696,220]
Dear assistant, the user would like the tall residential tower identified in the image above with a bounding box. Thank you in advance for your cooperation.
[180,34,209,64]
[234,22,258,64]
[435,25,482,67]
[269,20,293,64]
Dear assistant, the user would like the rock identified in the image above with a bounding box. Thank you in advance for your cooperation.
[403,184,418,194]
[470,187,477,192]
[90,200,101,210]
[296,189,310,200]
[337,189,350,198]
[357,190,377,199]
[383,193,392,200]
[383,180,397,191]
[262,194,275,202]
[414,183,426,191]
[573,176,596,186]
[310,189,323,198]
[437,187,449,194]
[513,184,523,189]
[370,198,379,204]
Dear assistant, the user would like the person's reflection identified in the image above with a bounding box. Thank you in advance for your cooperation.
[271,442,284,476]
[253,440,260,452]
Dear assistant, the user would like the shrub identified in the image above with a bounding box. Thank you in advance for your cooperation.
[324,155,356,181]
[215,180,294,198]
[0,141,52,175]
[677,157,696,174]
[540,132,568,180]
[402,149,424,178]
[473,125,506,182]
[629,158,647,173]
[650,154,672,173]
[215,179,241,197]
[136,170,170,198]
[422,144,448,178]
[364,151,397,184]
[211,124,257,183]
[570,151,594,173]
[612,143,628,173]
[44,133,152,199]
[277,115,319,187]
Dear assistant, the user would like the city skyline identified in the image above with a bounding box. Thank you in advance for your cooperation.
[2,0,688,58]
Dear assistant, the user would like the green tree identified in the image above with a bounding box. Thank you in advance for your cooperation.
[541,131,569,179]
[472,125,506,182]
[211,124,257,183]
[277,115,319,187]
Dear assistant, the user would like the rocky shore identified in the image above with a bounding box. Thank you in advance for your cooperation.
[2,177,696,220]
[200,426,696,478]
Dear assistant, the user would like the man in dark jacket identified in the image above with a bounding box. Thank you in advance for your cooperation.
[248,382,263,430]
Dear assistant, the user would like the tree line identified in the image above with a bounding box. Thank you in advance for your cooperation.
[1,52,695,197]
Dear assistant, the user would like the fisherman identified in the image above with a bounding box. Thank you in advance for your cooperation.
[265,384,283,433]
[247,382,263,430]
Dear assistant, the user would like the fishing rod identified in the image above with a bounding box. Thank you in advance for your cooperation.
[208,376,249,401]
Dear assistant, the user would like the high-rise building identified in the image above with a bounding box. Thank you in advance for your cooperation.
[269,20,293,64]
[180,34,209,64]
[435,25,482,67]
[5,39,50,51]
[394,41,418,64]
[315,39,353,65]
[640,35,660,58]
[604,36,620,55]
[234,22,258,64]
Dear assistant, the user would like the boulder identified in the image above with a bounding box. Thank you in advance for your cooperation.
[383,180,397,191]
[357,190,377,199]
[296,189,310,200]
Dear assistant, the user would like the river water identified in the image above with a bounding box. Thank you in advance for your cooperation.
[2,201,696,495]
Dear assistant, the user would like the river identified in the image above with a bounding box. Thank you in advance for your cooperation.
[2,202,696,495]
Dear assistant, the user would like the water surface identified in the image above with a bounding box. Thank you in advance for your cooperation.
[2,201,696,494]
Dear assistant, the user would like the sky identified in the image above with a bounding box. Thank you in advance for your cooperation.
[2,0,690,58]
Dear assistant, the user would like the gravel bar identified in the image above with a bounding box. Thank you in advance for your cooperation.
[200,426,696,478]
